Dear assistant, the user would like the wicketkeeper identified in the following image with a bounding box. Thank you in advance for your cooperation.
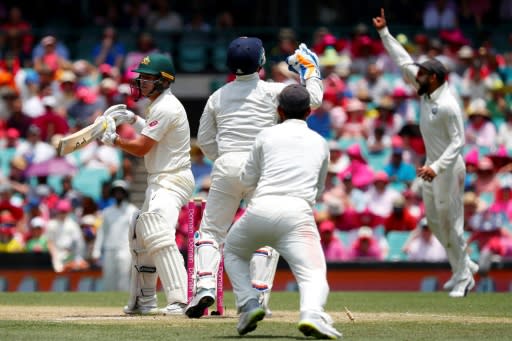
[186,37,324,318]
[98,53,195,314]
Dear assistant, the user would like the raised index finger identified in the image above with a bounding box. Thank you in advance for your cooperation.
[381,8,385,19]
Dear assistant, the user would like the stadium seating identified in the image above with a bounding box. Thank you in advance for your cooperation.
[71,168,111,202]
[386,231,409,261]
[0,147,16,176]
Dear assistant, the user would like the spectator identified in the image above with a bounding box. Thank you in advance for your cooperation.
[364,171,401,220]
[0,182,24,226]
[403,217,447,262]
[5,94,32,138]
[79,140,121,178]
[474,157,500,197]
[92,26,125,70]
[346,226,384,261]
[32,35,70,73]
[497,109,512,150]
[123,32,158,81]
[384,146,417,190]
[190,140,212,187]
[32,95,69,142]
[0,210,24,252]
[14,124,56,165]
[319,219,346,261]
[46,199,88,273]
[465,98,497,149]
[467,210,512,275]
[147,0,183,32]
[423,0,457,30]
[25,216,48,252]
[79,214,97,263]
[384,195,418,234]
[337,143,374,190]
[268,28,298,65]
[488,176,512,222]
[337,99,370,139]
[67,87,103,128]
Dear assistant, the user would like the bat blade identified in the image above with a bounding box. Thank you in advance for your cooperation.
[57,120,107,156]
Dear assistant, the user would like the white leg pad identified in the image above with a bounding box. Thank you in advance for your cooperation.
[194,231,221,292]
[250,246,279,315]
[126,211,158,312]
[250,246,279,292]
[137,212,188,305]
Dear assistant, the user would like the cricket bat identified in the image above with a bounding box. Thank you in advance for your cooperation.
[57,104,126,156]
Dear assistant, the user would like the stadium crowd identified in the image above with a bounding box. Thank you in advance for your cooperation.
[0,2,511,280]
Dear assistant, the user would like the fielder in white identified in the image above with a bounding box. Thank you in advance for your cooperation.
[373,9,477,297]
[224,84,341,339]
[92,180,138,291]
[98,53,194,314]
[186,36,324,318]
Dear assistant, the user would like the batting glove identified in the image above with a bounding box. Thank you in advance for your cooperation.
[286,43,321,82]
[100,116,118,146]
[108,109,136,125]
[103,104,127,117]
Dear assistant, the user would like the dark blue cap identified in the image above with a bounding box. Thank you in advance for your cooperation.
[226,37,265,75]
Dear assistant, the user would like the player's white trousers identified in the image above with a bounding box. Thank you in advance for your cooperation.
[224,195,329,313]
[422,158,470,277]
[102,248,131,291]
[142,169,195,303]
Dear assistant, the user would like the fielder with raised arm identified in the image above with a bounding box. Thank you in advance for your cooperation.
[373,9,477,297]
[186,37,324,318]
[98,53,194,314]
[224,84,341,339]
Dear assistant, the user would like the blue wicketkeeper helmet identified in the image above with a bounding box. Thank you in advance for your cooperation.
[226,37,266,75]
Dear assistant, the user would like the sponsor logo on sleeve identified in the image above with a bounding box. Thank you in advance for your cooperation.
[149,120,159,127]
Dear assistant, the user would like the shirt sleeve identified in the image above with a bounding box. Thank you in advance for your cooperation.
[315,141,329,201]
[378,27,419,90]
[240,133,262,190]
[197,97,219,161]
[429,105,465,174]
[305,77,324,110]
[141,107,172,142]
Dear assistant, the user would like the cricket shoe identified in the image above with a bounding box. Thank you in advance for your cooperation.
[237,299,265,336]
[443,261,479,291]
[448,276,475,298]
[185,289,215,318]
[298,311,342,340]
[123,303,159,315]
[161,302,187,315]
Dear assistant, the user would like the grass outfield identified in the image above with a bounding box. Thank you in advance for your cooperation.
[0,291,511,340]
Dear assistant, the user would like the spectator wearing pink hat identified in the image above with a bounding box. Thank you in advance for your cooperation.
[318,220,346,261]
[46,199,87,273]
[474,157,500,197]
[363,171,401,220]
[67,87,102,128]
[337,143,374,190]
[337,98,370,139]
[346,226,384,261]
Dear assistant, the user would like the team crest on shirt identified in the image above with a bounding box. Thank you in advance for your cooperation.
[149,120,159,127]
[431,104,438,115]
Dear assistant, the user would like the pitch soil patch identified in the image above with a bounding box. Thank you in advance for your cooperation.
[1,306,511,325]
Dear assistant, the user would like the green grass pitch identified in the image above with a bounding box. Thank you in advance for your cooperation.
[0,291,511,340]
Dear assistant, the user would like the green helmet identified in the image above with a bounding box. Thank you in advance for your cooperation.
[133,53,175,82]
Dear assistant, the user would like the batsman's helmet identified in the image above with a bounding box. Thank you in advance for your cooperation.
[133,53,175,82]
[226,37,266,76]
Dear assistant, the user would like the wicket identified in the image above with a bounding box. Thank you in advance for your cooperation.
[187,198,224,316]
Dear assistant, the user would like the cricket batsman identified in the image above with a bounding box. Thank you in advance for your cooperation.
[98,53,194,314]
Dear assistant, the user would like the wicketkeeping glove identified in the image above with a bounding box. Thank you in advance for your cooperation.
[286,43,321,82]
[100,116,118,146]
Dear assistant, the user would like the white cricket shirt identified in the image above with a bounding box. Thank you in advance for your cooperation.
[240,119,329,206]
[378,27,465,174]
[141,89,191,174]
[197,74,323,161]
